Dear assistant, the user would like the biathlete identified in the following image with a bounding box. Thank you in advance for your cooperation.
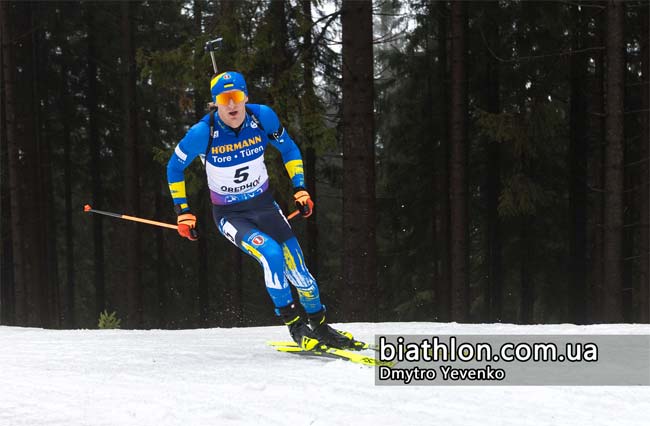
[166,71,358,350]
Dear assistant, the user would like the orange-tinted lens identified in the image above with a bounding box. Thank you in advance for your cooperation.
[216,90,245,105]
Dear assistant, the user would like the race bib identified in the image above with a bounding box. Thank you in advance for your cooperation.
[205,156,269,196]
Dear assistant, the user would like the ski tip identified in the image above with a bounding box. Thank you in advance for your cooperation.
[267,340,298,347]
[83,204,92,212]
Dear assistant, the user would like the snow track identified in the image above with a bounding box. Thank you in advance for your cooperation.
[0,322,648,426]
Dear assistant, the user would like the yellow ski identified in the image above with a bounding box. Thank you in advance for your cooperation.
[268,341,394,367]
[267,339,379,352]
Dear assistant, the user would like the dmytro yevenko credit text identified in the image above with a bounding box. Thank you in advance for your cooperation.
[374,335,650,386]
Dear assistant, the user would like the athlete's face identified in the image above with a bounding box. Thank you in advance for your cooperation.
[216,89,248,128]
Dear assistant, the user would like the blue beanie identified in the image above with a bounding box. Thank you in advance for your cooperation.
[210,71,248,102]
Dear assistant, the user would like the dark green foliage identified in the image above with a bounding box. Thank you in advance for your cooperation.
[373,0,645,324]
[1,0,646,328]
[98,310,122,329]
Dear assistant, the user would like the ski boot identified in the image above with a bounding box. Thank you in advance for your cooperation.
[278,303,319,350]
[307,308,364,350]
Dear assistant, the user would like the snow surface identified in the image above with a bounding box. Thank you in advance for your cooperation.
[1,322,648,426]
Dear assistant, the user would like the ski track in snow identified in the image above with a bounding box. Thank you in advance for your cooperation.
[0,322,648,426]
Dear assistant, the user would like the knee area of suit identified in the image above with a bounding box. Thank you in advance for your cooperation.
[260,240,284,265]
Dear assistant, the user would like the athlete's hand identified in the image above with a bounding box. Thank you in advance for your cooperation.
[177,212,199,241]
[293,188,314,218]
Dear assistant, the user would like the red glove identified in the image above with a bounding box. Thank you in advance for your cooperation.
[177,212,198,241]
[293,188,314,218]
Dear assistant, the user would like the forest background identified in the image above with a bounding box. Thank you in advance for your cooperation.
[1,0,648,329]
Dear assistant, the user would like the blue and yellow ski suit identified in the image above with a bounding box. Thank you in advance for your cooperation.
[167,104,322,313]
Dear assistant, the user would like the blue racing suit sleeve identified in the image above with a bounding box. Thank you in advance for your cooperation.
[256,105,306,189]
[166,120,210,211]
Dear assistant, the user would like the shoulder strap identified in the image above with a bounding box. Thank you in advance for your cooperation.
[246,105,285,141]
[245,106,265,133]
[204,110,215,162]
[206,108,281,154]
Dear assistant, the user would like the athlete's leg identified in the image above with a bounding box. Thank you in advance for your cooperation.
[247,202,324,314]
[217,217,293,309]
[215,210,314,345]
[281,237,323,314]
[280,238,358,349]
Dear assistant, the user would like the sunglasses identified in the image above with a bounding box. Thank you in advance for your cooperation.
[216,90,246,106]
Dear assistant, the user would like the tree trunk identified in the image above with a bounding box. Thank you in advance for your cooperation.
[1,1,52,327]
[222,247,243,327]
[520,217,533,324]
[154,183,168,328]
[587,8,606,323]
[568,4,588,324]
[61,44,75,328]
[301,0,319,278]
[639,1,649,323]
[448,0,469,322]
[0,17,15,325]
[121,1,142,327]
[233,250,243,326]
[483,1,502,323]
[34,4,59,327]
[434,1,451,322]
[197,229,210,326]
[602,0,625,322]
[85,4,106,321]
[341,0,377,321]
[269,0,290,118]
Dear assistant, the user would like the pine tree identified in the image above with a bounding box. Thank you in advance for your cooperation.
[448,0,469,322]
[602,0,625,322]
[341,0,377,321]
[1,1,56,327]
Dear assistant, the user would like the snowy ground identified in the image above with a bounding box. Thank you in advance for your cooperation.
[1,322,648,426]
